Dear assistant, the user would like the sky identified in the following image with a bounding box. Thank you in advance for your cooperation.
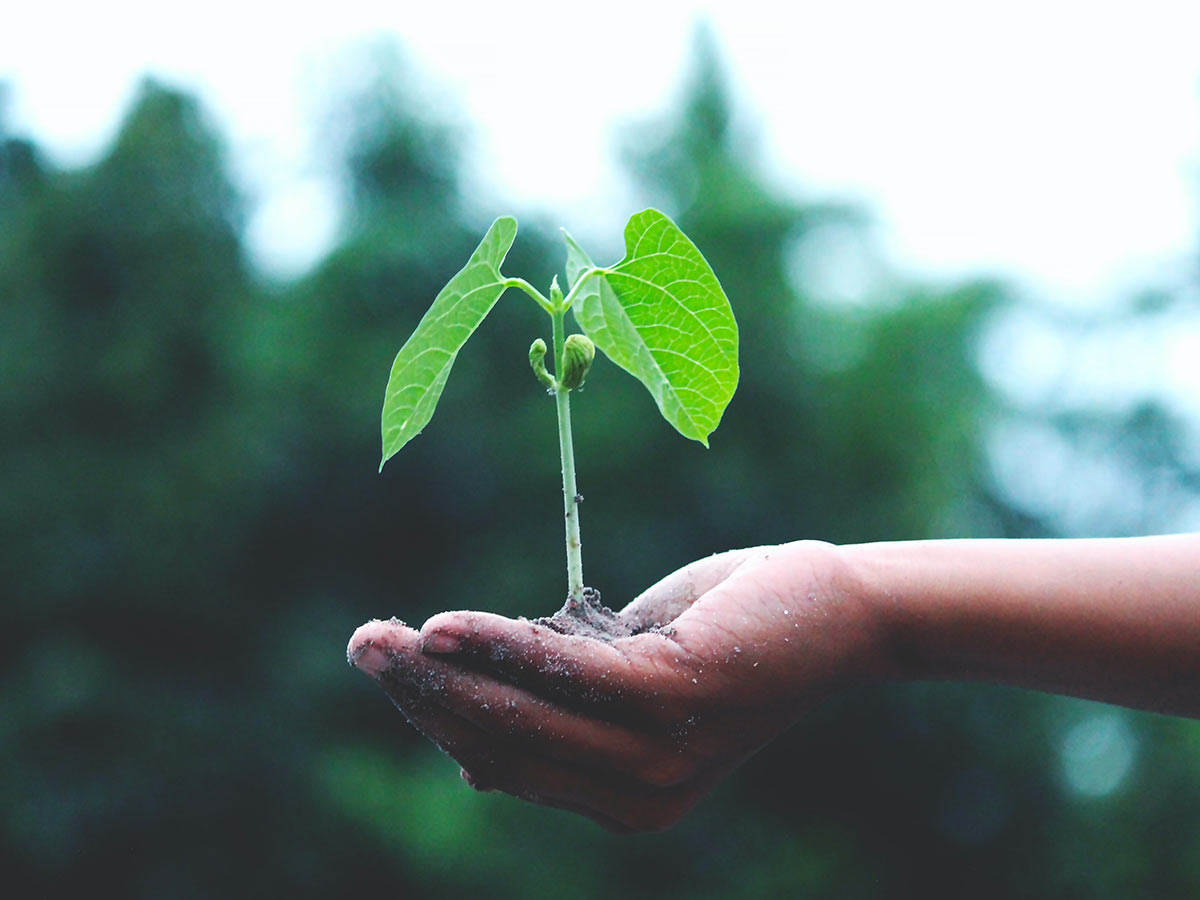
[3,0,1199,305]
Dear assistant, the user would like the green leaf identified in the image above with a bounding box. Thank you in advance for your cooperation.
[565,209,739,446]
[380,216,517,470]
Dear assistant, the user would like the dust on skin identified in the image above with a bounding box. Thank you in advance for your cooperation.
[531,587,634,642]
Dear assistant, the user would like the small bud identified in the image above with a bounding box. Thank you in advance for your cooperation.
[549,274,564,308]
[560,334,596,390]
[529,337,547,365]
[529,338,556,390]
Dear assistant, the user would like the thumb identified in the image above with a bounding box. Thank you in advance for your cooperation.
[618,547,760,632]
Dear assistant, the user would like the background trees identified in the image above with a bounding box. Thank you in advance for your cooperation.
[3,41,1197,898]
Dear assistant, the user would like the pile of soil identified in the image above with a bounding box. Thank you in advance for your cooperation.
[532,586,634,643]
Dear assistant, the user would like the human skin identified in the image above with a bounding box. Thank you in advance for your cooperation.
[347,535,1200,833]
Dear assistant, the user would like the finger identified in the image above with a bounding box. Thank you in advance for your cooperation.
[461,743,707,834]
[412,702,704,834]
[353,619,700,784]
[618,547,760,632]
[348,618,450,731]
[418,611,700,712]
[395,696,632,832]
[347,618,421,678]
[424,657,694,785]
[350,622,736,831]
[351,627,698,832]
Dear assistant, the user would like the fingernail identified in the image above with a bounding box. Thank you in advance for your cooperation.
[351,643,392,679]
[421,631,462,655]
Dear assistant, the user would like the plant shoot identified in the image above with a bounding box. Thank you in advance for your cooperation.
[379,209,738,610]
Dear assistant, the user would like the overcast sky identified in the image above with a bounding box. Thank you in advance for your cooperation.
[3,0,1199,304]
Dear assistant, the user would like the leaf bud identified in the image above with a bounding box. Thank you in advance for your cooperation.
[528,338,556,390]
[560,334,596,390]
[550,274,565,308]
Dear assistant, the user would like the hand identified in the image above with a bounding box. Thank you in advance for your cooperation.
[347,540,885,832]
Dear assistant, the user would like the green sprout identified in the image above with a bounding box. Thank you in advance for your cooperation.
[379,209,739,607]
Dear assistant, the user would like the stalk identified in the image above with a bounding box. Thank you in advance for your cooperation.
[551,305,585,602]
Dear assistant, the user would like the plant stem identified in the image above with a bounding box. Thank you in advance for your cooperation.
[552,304,585,602]
[559,266,604,308]
[504,278,554,314]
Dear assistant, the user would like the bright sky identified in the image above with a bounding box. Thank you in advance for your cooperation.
[3,0,1199,304]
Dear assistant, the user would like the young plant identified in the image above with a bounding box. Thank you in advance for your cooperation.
[379,209,738,615]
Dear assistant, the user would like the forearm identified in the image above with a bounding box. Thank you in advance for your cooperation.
[840,535,1200,717]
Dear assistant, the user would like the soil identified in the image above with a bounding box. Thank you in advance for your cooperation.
[532,586,635,643]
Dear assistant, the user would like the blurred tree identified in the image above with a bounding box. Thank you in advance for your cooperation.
[0,80,397,896]
[983,296,1200,538]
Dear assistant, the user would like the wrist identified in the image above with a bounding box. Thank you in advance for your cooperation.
[834,541,929,685]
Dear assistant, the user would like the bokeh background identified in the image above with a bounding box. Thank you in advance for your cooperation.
[4,6,1200,897]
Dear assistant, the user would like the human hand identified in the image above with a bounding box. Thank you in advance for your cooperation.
[347,540,886,832]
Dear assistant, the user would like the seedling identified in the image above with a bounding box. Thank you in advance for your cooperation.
[380,209,738,617]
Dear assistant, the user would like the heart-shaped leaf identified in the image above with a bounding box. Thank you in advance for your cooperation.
[566,209,738,446]
[380,217,517,470]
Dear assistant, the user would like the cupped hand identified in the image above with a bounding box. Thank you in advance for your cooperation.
[347,540,885,833]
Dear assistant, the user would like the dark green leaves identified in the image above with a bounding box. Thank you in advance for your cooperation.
[379,216,517,469]
[566,209,739,446]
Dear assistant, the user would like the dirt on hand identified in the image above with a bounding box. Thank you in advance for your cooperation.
[532,587,635,643]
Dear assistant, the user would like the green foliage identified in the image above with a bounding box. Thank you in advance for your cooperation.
[379,216,517,466]
[381,208,738,465]
[567,209,739,446]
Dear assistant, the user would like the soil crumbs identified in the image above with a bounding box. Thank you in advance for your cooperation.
[532,587,635,643]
